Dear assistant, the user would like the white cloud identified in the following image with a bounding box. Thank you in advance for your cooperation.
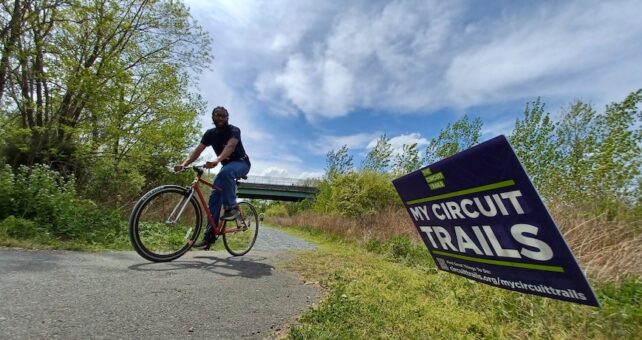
[261,55,355,119]
[299,171,325,179]
[446,1,642,108]
[363,132,429,157]
[309,132,381,155]
[207,0,642,120]
[254,166,323,179]
[481,120,515,140]
[257,166,289,177]
[388,133,429,157]
[254,0,460,119]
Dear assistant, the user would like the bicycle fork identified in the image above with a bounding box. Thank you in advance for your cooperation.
[166,188,194,225]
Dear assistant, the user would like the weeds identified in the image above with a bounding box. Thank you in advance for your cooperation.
[278,224,642,339]
[271,202,642,282]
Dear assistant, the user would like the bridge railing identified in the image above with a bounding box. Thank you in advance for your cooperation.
[241,175,318,187]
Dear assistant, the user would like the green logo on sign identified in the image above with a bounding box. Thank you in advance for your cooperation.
[422,168,445,190]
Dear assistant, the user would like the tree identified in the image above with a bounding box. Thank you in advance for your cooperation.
[392,143,421,175]
[0,0,211,177]
[361,134,392,173]
[325,144,353,179]
[553,100,600,201]
[552,90,641,208]
[424,114,482,164]
[591,90,641,203]
[510,98,560,198]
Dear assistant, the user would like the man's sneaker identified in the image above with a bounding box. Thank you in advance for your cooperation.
[193,225,215,249]
[221,207,240,221]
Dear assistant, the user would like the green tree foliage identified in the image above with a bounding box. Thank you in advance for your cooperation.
[0,0,210,181]
[554,100,601,201]
[592,90,641,204]
[392,143,421,175]
[313,171,398,217]
[0,164,122,242]
[325,144,353,179]
[361,134,392,173]
[265,203,289,218]
[509,98,560,197]
[510,90,642,215]
[424,114,482,164]
[555,92,642,208]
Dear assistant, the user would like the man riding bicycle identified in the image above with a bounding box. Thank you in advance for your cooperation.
[174,106,251,248]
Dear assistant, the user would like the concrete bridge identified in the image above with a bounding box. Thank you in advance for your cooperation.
[237,175,319,201]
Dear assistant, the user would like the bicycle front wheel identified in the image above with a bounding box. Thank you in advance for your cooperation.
[129,185,202,262]
[223,201,259,256]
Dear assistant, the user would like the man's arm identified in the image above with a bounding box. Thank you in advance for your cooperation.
[205,138,238,168]
[174,143,206,171]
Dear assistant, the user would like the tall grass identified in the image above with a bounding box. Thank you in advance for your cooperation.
[271,204,642,282]
[548,201,642,282]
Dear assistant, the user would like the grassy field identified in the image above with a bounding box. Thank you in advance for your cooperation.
[274,224,641,339]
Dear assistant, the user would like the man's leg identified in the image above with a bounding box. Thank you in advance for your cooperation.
[208,186,223,226]
[214,161,250,217]
[193,184,223,249]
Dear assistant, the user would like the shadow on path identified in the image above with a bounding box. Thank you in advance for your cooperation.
[127,254,273,279]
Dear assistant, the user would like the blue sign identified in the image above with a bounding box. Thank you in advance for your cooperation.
[392,135,599,307]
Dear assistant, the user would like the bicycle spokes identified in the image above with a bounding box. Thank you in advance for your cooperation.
[222,201,258,256]
[130,187,201,261]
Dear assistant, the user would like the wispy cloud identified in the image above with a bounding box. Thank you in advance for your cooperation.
[481,120,515,140]
[188,0,642,121]
[445,0,642,108]
[309,132,381,155]
[254,0,461,119]
[388,133,430,157]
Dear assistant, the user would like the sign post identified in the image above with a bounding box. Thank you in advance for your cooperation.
[392,135,599,307]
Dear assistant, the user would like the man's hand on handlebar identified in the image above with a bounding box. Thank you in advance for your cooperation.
[173,164,185,172]
[204,159,220,169]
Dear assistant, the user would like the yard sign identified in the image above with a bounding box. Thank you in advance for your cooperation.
[392,135,599,306]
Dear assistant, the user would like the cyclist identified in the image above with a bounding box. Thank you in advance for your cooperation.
[174,106,251,248]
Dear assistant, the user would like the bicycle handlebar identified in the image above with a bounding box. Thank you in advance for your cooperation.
[173,165,206,174]
[173,165,247,181]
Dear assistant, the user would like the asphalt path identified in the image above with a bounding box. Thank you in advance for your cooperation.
[0,226,321,339]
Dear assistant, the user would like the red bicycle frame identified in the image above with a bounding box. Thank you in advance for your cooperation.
[187,168,245,238]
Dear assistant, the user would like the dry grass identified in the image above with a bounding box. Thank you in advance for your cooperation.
[548,201,642,282]
[271,206,419,243]
[271,205,642,282]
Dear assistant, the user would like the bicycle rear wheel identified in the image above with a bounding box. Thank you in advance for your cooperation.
[223,201,259,256]
[129,185,202,262]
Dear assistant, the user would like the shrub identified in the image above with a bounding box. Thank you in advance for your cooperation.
[10,164,77,227]
[0,164,125,243]
[265,204,289,218]
[82,161,146,210]
[314,171,400,217]
[0,164,14,220]
[0,216,44,239]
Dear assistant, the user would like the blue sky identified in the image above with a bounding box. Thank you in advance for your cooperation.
[183,0,642,179]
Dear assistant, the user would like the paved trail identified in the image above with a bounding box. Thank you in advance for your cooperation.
[0,226,320,339]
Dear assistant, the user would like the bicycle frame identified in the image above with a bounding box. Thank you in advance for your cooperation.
[177,167,245,239]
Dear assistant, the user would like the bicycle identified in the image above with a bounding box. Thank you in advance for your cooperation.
[128,166,259,262]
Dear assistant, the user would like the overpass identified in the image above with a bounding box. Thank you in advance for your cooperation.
[237,175,319,201]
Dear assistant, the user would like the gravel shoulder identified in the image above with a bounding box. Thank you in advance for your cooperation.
[0,226,320,339]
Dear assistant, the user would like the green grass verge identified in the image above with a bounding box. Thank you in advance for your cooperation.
[0,215,238,254]
[0,215,131,251]
[274,224,641,339]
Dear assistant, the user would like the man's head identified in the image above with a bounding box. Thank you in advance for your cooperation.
[212,106,229,129]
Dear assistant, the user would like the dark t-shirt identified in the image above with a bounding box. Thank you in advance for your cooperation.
[200,124,249,166]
